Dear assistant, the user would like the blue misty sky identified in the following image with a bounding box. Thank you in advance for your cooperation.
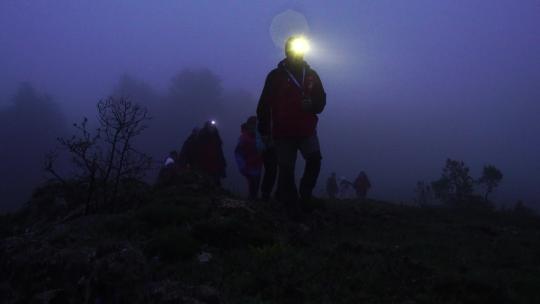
[1,1,539,204]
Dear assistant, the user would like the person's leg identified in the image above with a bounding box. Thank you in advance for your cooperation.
[274,138,299,203]
[248,174,261,200]
[209,173,221,187]
[261,147,278,200]
[244,175,252,198]
[355,188,366,199]
[299,134,322,202]
[360,189,367,199]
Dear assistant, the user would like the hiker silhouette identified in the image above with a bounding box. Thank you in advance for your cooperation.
[257,35,326,206]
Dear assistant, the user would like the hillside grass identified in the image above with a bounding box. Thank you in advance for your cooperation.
[1,185,540,303]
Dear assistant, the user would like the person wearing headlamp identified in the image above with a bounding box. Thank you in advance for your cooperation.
[256,35,326,208]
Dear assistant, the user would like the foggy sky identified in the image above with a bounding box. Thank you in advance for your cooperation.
[1,1,539,208]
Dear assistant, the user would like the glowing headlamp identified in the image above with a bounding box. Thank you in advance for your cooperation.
[210,120,216,125]
[288,36,310,56]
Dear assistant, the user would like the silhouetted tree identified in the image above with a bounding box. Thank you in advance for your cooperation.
[477,165,503,202]
[47,97,151,213]
[431,159,474,205]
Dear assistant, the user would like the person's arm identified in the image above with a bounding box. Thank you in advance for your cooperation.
[310,71,326,114]
[256,71,276,137]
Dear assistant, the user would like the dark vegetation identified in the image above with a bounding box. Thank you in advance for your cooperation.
[45,97,152,214]
[1,170,540,303]
[417,158,505,210]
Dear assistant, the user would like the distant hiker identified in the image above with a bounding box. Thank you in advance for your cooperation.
[235,116,263,200]
[353,171,371,199]
[257,35,326,206]
[339,177,354,199]
[196,121,226,186]
[326,172,338,199]
[178,127,199,170]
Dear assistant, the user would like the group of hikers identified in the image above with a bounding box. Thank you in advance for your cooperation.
[160,35,371,207]
[325,172,371,199]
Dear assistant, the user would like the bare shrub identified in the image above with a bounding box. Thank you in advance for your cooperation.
[46,97,152,213]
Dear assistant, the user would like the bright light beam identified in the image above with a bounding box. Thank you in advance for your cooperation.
[289,36,311,56]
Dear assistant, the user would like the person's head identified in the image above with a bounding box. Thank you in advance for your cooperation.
[285,35,309,64]
[169,150,178,158]
[204,120,217,133]
[192,127,199,135]
[331,172,336,178]
[240,123,247,133]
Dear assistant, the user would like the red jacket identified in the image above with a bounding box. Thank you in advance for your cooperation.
[257,59,326,138]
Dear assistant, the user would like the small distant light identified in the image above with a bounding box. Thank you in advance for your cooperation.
[211,120,216,125]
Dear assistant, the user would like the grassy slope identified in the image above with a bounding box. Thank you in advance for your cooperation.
[1,185,540,303]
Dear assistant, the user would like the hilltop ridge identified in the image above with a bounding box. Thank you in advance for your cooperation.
[1,172,540,303]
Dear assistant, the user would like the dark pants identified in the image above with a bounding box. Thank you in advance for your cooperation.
[211,175,222,187]
[275,134,322,203]
[356,188,368,199]
[328,191,337,199]
[261,147,278,199]
[245,174,261,200]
